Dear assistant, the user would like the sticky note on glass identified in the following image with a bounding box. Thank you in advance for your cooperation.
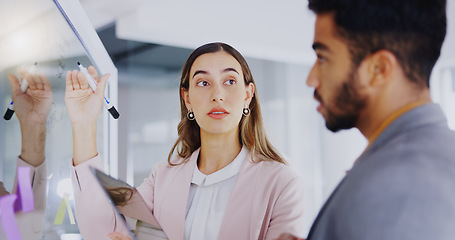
[14,166,34,213]
[0,194,22,240]
[54,193,75,225]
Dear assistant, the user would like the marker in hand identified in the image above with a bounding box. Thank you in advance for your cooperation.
[77,62,120,119]
[3,79,29,120]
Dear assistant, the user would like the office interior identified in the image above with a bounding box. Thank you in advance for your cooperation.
[0,0,454,239]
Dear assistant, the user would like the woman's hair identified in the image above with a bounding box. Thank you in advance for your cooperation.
[107,187,134,207]
[167,42,285,165]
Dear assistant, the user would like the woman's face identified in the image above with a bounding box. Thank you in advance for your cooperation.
[182,51,254,137]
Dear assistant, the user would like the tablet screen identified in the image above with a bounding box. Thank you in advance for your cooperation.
[90,167,167,240]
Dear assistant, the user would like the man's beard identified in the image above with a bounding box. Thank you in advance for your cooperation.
[316,69,367,132]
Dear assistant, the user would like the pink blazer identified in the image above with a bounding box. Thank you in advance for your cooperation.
[71,149,305,240]
[2,158,47,240]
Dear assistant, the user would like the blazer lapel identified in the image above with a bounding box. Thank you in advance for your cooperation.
[217,153,258,240]
[307,176,347,239]
[158,150,198,240]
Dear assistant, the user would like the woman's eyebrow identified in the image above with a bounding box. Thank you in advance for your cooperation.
[193,68,239,78]
[192,70,208,78]
[223,68,239,75]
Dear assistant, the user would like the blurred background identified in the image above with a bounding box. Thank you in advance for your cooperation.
[84,0,455,235]
[1,0,454,238]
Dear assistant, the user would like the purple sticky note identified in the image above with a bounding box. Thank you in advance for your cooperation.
[13,166,34,213]
[0,194,22,240]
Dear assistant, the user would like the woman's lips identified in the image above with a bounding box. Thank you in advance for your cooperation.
[208,107,229,119]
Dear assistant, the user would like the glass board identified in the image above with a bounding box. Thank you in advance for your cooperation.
[0,0,117,239]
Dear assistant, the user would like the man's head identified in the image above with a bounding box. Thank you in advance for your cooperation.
[309,0,446,87]
[306,0,446,132]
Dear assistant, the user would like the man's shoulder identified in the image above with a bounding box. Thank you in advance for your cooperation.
[363,111,455,171]
[353,141,455,192]
[316,147,455,240]
[377,104,455,150]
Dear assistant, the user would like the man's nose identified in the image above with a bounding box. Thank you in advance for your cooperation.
[306,64,320,88]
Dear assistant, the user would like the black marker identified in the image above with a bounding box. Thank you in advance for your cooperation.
[77,62,119,119]
[4,79,29,120]
[4,63,36,120]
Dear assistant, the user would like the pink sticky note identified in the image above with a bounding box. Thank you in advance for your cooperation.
[0,194,22,240]
[14,166,34,213]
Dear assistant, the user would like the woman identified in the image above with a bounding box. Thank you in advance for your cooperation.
[66,42,305,240]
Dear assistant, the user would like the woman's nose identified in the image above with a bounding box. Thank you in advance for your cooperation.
[211,84,224,102]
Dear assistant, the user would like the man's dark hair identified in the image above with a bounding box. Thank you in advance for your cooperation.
[309,0,446,87]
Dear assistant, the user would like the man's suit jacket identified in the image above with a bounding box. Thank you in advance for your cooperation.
[308,103,455,240]
[72,148,305,240]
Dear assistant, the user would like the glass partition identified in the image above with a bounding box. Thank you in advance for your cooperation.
[0,0,117,239]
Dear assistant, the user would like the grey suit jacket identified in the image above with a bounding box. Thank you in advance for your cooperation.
[308,103,455,240]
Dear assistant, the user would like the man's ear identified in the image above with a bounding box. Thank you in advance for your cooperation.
[366,50,397,87]
[181,87,191,110]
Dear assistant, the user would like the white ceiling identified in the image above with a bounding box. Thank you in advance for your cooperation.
[80,0,454,66]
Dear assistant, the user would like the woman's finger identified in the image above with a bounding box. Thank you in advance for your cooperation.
[41,74,52,92]
[18,66,27,80]
[77,71,89,91]
[66,71,73,92]
[95,73,110,99]
[78,71,89,90]
[18,67,38,91]
[88,65,99,80]
[71,70,80,90]
[25,72,37,91]
[34,73,45,90]
[7,74,21,99]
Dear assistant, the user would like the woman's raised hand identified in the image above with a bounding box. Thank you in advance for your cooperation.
[64,66,109,126]
[8,69,53,126]
[65,66,110,165]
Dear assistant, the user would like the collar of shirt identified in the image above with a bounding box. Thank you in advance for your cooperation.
[351,100,428,167]
[191,147,248,186]
[367,100,428,146]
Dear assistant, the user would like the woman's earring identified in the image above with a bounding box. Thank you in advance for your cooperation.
[187,110,195,120]
[243,106,250,116]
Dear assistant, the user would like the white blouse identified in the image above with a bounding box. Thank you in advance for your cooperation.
[184,147,248,240]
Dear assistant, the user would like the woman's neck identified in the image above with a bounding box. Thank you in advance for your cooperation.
[198,129,242,175]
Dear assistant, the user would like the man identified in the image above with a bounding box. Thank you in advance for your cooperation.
[280,0,455,239]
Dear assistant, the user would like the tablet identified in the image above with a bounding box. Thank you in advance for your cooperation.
[90,167,167,240]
